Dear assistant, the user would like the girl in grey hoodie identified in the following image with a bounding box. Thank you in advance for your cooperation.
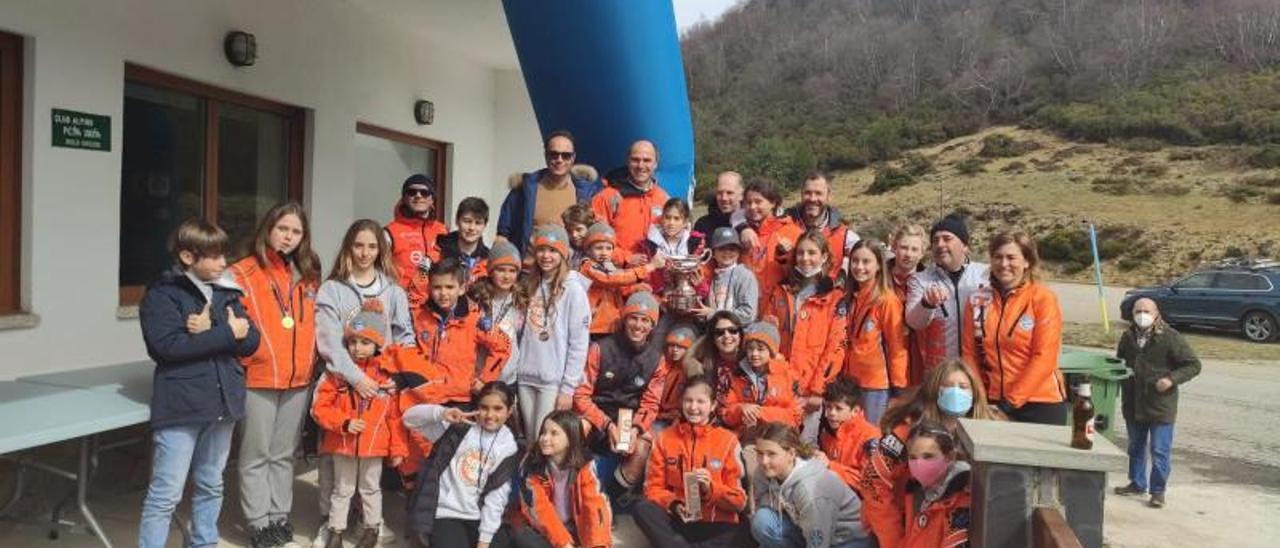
[515,225,591,440]
[311,220,416,547]
[751,422,870,548]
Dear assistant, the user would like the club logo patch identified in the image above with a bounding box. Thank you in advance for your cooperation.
[418,330,430,341]
[864,319,876,333]
[1019,314,1035,331]
[709,458,723,470]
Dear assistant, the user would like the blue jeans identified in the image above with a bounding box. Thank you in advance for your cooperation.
[860,389,890,426]
[1126,420,1174,494]
[752,507,869,548]
[138,420,236,548]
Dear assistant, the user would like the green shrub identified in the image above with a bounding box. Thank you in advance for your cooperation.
[1220,183,1264,203]
[1136,164,1170,178]
[1000,161,1027,173]
[1153,183,1191,196]
[1091,176,1137,195]
[867,166,916,195]
[1114,138,1165,152]
[1168,149,1210,161]
[902,153,934,176]
[955,157,987,175]
[740,137,817,191]
[1246,146,1280,169]
[979,133,1040,158]
[1269,192,1280,205]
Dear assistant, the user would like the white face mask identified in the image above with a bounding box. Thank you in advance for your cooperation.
[1133,312,1155,329]
[795,265,824,278]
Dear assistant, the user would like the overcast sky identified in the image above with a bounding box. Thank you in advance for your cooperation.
[673,0,739,31]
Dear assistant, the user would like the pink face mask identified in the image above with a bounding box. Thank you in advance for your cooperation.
[908,457,950,487]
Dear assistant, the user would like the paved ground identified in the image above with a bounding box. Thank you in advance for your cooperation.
[1046,280,1131,325]
[3,280,1275,547]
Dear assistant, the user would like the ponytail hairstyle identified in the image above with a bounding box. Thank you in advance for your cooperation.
[908,419,959,458]
[473,380,516,409]
[755,421,816,459]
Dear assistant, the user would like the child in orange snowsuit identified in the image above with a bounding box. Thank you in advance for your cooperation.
[818,378,882,491]
[719,322,803,434]
[636,324,700,435]
[901,421,971,548]
[311,301,409,540]
[578,222,662,337]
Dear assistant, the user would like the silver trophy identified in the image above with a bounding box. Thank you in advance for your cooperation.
[663,250,710,314]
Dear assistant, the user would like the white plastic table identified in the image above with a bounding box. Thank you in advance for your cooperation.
[0,362,154,548]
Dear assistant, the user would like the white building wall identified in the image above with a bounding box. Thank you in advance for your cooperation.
[0,0,543,379]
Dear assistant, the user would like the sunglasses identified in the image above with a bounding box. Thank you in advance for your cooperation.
[403,188,432,198]
[712,327,741,337]
[545,151,575,161]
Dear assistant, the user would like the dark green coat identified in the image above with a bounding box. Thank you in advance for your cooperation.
[1116,325,1201,424]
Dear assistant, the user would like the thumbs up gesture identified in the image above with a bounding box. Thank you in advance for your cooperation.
[227,306,250,340]
[186,303,212,334]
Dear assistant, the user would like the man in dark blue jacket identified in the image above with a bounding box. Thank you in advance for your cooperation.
[496,130,601,252]
[137,218,260,548]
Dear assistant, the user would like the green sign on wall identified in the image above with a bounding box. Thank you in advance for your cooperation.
[52,108,111,151]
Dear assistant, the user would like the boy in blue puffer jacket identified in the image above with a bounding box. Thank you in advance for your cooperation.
[137,218,260,548]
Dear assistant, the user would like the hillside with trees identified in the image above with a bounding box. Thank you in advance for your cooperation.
[682,0,1280,192]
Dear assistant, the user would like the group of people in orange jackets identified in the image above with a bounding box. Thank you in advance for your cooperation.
[175,129,1068,548]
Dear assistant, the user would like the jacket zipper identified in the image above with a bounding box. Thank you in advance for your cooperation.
[995,294,1008,402]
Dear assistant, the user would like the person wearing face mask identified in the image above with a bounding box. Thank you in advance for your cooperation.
[1113,298,1201,509]
[761,231,849,443]
[961,230,1067,425]
[859,360,1001,548]
[901,422,971,548]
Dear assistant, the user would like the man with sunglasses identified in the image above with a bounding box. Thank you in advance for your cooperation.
[387,173,448,308]
[497,130,602,253]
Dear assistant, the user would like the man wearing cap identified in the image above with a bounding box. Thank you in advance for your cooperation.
[573,291,667,500]
[386,173,448,308]
[905,214,990,373]
[692,227,759,324]
[592,140,671,263]
[693,171,744,237]
[497,130,603,252]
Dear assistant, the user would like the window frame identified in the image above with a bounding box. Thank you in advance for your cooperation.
[119,64,306,305]
[1173,271,1216,290]
[355,121,448,219]
[0,31,23,314]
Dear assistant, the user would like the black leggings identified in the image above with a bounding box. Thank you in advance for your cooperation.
[429,518,512,548]
[632,500,749,548]
[1000,401,1070,425]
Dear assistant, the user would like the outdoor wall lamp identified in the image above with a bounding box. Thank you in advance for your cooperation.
[224,31,257,67]
[414,100,434,125]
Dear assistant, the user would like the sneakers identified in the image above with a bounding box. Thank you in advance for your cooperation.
[248,525,276,548]
[270,519,299,547]
[355,526,380,548]
[324,528,345,548]
[1113,483,1145,496]
[1149,492,1166,508]
[311,521,332,548]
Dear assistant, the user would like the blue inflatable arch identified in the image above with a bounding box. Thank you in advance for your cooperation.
[502,0,695,200]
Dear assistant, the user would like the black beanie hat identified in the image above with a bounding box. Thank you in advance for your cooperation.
[402,173,435,195]
[931,214,970,246]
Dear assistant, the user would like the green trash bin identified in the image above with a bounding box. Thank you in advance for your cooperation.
[1059,348,1131,438]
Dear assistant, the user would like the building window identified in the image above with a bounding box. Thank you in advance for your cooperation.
[0,31,23,314]
[353,122,447,224]
[119,64,305,304]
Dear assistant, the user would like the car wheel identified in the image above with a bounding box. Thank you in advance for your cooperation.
[1241,311,1278,343]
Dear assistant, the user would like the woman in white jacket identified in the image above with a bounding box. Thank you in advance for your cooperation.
[515,225,591,439]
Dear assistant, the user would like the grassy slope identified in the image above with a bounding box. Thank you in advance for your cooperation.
[812,127,1280,287]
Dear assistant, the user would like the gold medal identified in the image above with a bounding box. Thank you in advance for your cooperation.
[281,316,295,329]
[539,331,550,341]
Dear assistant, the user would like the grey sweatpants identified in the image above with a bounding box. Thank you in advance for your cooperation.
[518,384,561,441]
[238,387,309,528]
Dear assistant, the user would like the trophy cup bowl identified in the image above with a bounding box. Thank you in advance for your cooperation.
[663,251,710,315]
